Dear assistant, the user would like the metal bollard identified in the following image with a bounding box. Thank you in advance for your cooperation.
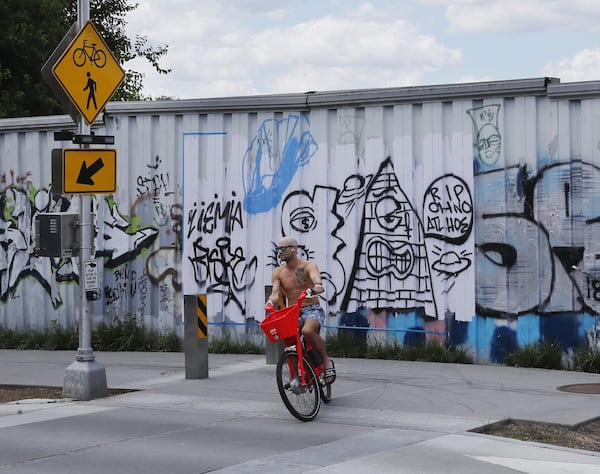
[184,294,209,378]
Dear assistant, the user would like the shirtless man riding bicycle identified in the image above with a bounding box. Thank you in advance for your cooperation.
[266,236,336,383]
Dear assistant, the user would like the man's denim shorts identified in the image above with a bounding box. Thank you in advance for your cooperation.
[299,304,325,327]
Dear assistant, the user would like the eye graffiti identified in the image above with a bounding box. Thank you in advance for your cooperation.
[289,206,317,232]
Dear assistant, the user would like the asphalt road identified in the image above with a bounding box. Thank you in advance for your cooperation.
[1,350,600,473]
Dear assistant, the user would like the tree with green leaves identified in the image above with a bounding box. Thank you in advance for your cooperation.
[0,0,170,119]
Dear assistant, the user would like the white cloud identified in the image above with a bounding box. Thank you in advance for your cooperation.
[250,16,460,68]
[126,1,462,99]
[454,74,494,84]
[268,63,426,94]
[443,0,600,33]
[124,1,600,100]
[541,48,600,82]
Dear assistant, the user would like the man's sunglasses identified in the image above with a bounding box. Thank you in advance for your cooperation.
[276,246,293,252]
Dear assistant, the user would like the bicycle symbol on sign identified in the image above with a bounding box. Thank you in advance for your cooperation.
[72,40,106,68]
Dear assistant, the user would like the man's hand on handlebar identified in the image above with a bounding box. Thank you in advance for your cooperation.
[265,301,276,313]
[302,286,325,299]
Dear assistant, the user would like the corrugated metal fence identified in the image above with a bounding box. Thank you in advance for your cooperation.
[2,77,600,363]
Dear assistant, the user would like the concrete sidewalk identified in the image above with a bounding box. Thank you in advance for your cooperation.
[1,349,600,473]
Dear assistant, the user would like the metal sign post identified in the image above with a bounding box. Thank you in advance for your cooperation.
[62,0,108,401]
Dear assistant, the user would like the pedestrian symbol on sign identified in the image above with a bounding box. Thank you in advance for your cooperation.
[84,72,97,110]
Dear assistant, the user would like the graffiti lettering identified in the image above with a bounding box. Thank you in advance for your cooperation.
[137,269,148,320]
[137,155,171,199]
[424,175,473,245]
[585,276,600,302]
[186,193,243,237]
[426,215,470,235]
[1,170,33,191]
[188,236,257,312]
[160,283,169,312]
[427,185,471,214]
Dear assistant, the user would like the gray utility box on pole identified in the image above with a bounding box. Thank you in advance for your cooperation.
[35,213,80,257]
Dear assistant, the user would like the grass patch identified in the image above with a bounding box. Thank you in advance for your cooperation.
[575,346,600,373]
[208,334,264,354]
[505,341,563,369]
[0,318,180,352]
[1,319,598,374]
[325,332,474,364]
[92,317,180,352]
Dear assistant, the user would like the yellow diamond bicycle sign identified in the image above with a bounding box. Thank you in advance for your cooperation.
[52,21,125,125]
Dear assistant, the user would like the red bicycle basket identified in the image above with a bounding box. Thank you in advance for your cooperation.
[260,306,299,342]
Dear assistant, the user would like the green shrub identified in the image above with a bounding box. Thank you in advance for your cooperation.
[0,318,180,352]
[326,332,474,364]
[44,319,78,350]
[448,345,474,364]
[575,346,600,373]
[506,344,539,367]
[5,318,598,374]
[324,330,367,358]
[92,316,181,352]
[0,326,21,348]
[208,334,263,354]
[365,339,403,360]
[506,341,563,369]
[422,340,448,362]
[535,341,563,369]
[157,332,182,352]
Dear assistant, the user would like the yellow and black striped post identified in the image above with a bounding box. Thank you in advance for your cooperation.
[184,294,209,379]
[197,294,208,339]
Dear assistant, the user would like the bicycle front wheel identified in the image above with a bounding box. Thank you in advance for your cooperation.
[276,350,320,421]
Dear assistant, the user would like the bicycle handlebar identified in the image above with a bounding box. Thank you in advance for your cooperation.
[265,287,324,314]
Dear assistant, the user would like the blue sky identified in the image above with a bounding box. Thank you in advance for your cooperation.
[126,0,600,99]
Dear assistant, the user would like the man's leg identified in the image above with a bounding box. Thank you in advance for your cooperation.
[301,318,334,381]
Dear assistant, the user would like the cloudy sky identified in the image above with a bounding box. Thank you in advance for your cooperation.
[125,0,600,100]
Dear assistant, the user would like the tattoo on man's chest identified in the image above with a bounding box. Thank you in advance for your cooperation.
[295,267,307,285]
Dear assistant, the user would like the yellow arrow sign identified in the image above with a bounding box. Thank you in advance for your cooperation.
[63,148,117,194]
[52,21,125,125]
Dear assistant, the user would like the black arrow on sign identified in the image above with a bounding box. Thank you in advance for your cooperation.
[77,157,104,185]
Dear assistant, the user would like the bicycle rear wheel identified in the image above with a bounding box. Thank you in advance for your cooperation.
[276,350,320,421]
[320,381,332,403]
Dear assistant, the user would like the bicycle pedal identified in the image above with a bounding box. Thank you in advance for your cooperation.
[286,377,305,395]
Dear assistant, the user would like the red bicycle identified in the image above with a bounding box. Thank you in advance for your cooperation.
[260,290,332,421]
